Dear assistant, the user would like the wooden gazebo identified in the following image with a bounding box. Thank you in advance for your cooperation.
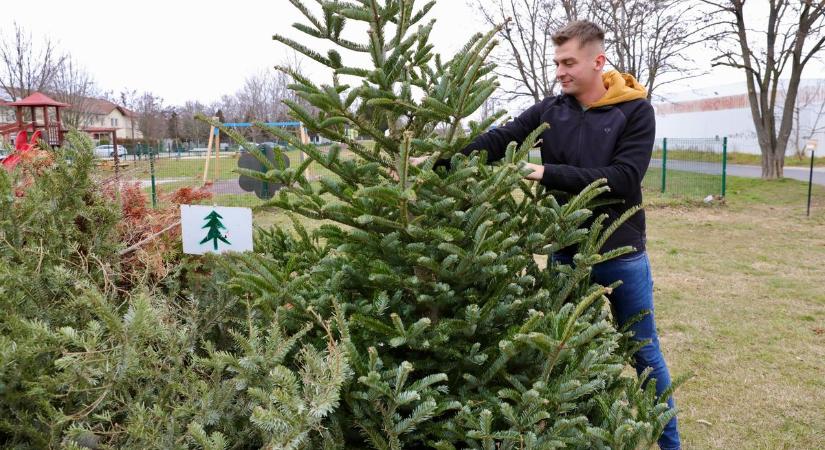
[0,92,69,147]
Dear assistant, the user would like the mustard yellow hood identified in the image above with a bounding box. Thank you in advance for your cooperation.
[588,70,647,108]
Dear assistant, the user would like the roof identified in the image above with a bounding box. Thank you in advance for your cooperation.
[0,90,135,118]
[6,92,71,107]
[83,97,136,118]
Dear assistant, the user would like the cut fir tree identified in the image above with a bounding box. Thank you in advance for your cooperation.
[217,0,681,448]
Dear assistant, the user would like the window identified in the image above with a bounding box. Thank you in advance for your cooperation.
[110,118,119,127]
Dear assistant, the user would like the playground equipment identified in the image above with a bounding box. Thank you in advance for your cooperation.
[1,130,43,169]
[0,92,69,148]
[0,92,70,170]
[1,92,121,172]
[237,147,291,199]
[200,118,309,185]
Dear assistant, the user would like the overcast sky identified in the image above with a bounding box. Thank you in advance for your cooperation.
[2,0,811,111]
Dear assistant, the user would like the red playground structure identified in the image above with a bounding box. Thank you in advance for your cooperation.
[0,92,89,169]
[1,129,44,169]
[1,92,121,171]
[0,92,70,169]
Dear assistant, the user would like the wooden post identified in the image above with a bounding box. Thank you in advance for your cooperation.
[215,128,221,182]
[55,105,63,145]
[112,130,120,190]
[42,106,50,146]
[299,123,309,176]
[201,116,217,185]
[299,123,309,145]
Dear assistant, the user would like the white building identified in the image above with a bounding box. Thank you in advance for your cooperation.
[654,79,825,155]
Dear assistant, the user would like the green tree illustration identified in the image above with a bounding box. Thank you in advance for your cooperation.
[199,210,231,250]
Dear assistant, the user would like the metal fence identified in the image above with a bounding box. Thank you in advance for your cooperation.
[526,137,728,200]
[100,137,727,209]
[644,137,728,199]
[102,143,356,208]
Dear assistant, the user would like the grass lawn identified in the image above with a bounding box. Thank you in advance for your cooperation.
[116,141,823,446]
[642,167,725,199]
[644,177,825,448]
[105,149,322,184]
[248,174,825,448]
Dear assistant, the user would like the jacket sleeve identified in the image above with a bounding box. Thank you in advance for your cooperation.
[436,98,548,169]
[540,101,654,197]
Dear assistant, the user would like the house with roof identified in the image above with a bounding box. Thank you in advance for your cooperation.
[72,97,142,142]
[1,91,140,152]
[0,91,142,143]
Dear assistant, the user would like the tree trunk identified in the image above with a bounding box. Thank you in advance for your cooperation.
[762,146,784,179]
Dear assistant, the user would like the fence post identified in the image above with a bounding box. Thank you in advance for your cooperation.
[722,137,728,197]
[808,150,815,217]
[149,144,157,208]
[661,138,668,193]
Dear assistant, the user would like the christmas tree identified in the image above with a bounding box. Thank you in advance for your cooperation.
[200,209,231,250]
[0,134,350,448]
[218,0,681,448]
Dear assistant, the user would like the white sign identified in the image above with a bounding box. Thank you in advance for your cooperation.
[181,205,253,255]
[806,139,818,151]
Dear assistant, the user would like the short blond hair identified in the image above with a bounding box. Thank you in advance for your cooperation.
[551,20,605,49]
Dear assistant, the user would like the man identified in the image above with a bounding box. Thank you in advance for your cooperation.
[427,20,681,450]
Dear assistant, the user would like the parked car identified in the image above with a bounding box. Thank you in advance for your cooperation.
[94,144,127,158]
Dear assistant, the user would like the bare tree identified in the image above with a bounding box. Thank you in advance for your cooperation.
[0,22,66,101]
[176,101,211,146]
[119,89,141,145]
[49,57,99,129]
[790,80,825,159]
[704,0,825,179]
[592,0,714,100]
[472,0,711,104]
[480,94,502,123]
[475,0,580,103]
[216,94,242,122]
[134,92,167,144]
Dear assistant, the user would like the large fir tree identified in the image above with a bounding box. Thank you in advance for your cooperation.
[219,0,681,448]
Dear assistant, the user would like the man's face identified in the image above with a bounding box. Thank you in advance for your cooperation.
[553,38,605,96]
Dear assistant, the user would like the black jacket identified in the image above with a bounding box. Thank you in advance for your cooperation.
[459,94,655,255]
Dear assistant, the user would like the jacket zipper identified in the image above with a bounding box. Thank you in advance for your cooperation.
[577,108,585,158]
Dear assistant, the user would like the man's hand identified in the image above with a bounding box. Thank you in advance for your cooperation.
[523,162,544,181]
[409,155,429,166]
[390,155,430,180]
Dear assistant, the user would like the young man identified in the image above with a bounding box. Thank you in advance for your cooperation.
[437,20,681,450]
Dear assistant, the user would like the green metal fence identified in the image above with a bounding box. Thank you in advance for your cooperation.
[102,142,356,208]
[102,137,728,209]
[527,137,728,200]
[644,137,728,199]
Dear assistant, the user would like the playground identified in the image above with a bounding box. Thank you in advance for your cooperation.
[0,96,357,206]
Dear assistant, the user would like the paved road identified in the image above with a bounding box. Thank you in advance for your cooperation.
[649,159,825,185]
[529,150,825,185]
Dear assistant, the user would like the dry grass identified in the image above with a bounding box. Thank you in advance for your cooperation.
[646,177,825,448]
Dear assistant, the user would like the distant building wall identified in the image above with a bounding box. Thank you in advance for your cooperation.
[654,81,825,155]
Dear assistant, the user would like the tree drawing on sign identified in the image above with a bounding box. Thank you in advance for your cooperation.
[199,210,230,250]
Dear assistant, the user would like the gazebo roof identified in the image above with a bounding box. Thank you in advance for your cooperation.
[6,92,71,108]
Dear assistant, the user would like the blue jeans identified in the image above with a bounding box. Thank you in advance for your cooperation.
[552,251,680,450]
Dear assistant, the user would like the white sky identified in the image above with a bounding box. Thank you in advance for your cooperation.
[2,0,815,112]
